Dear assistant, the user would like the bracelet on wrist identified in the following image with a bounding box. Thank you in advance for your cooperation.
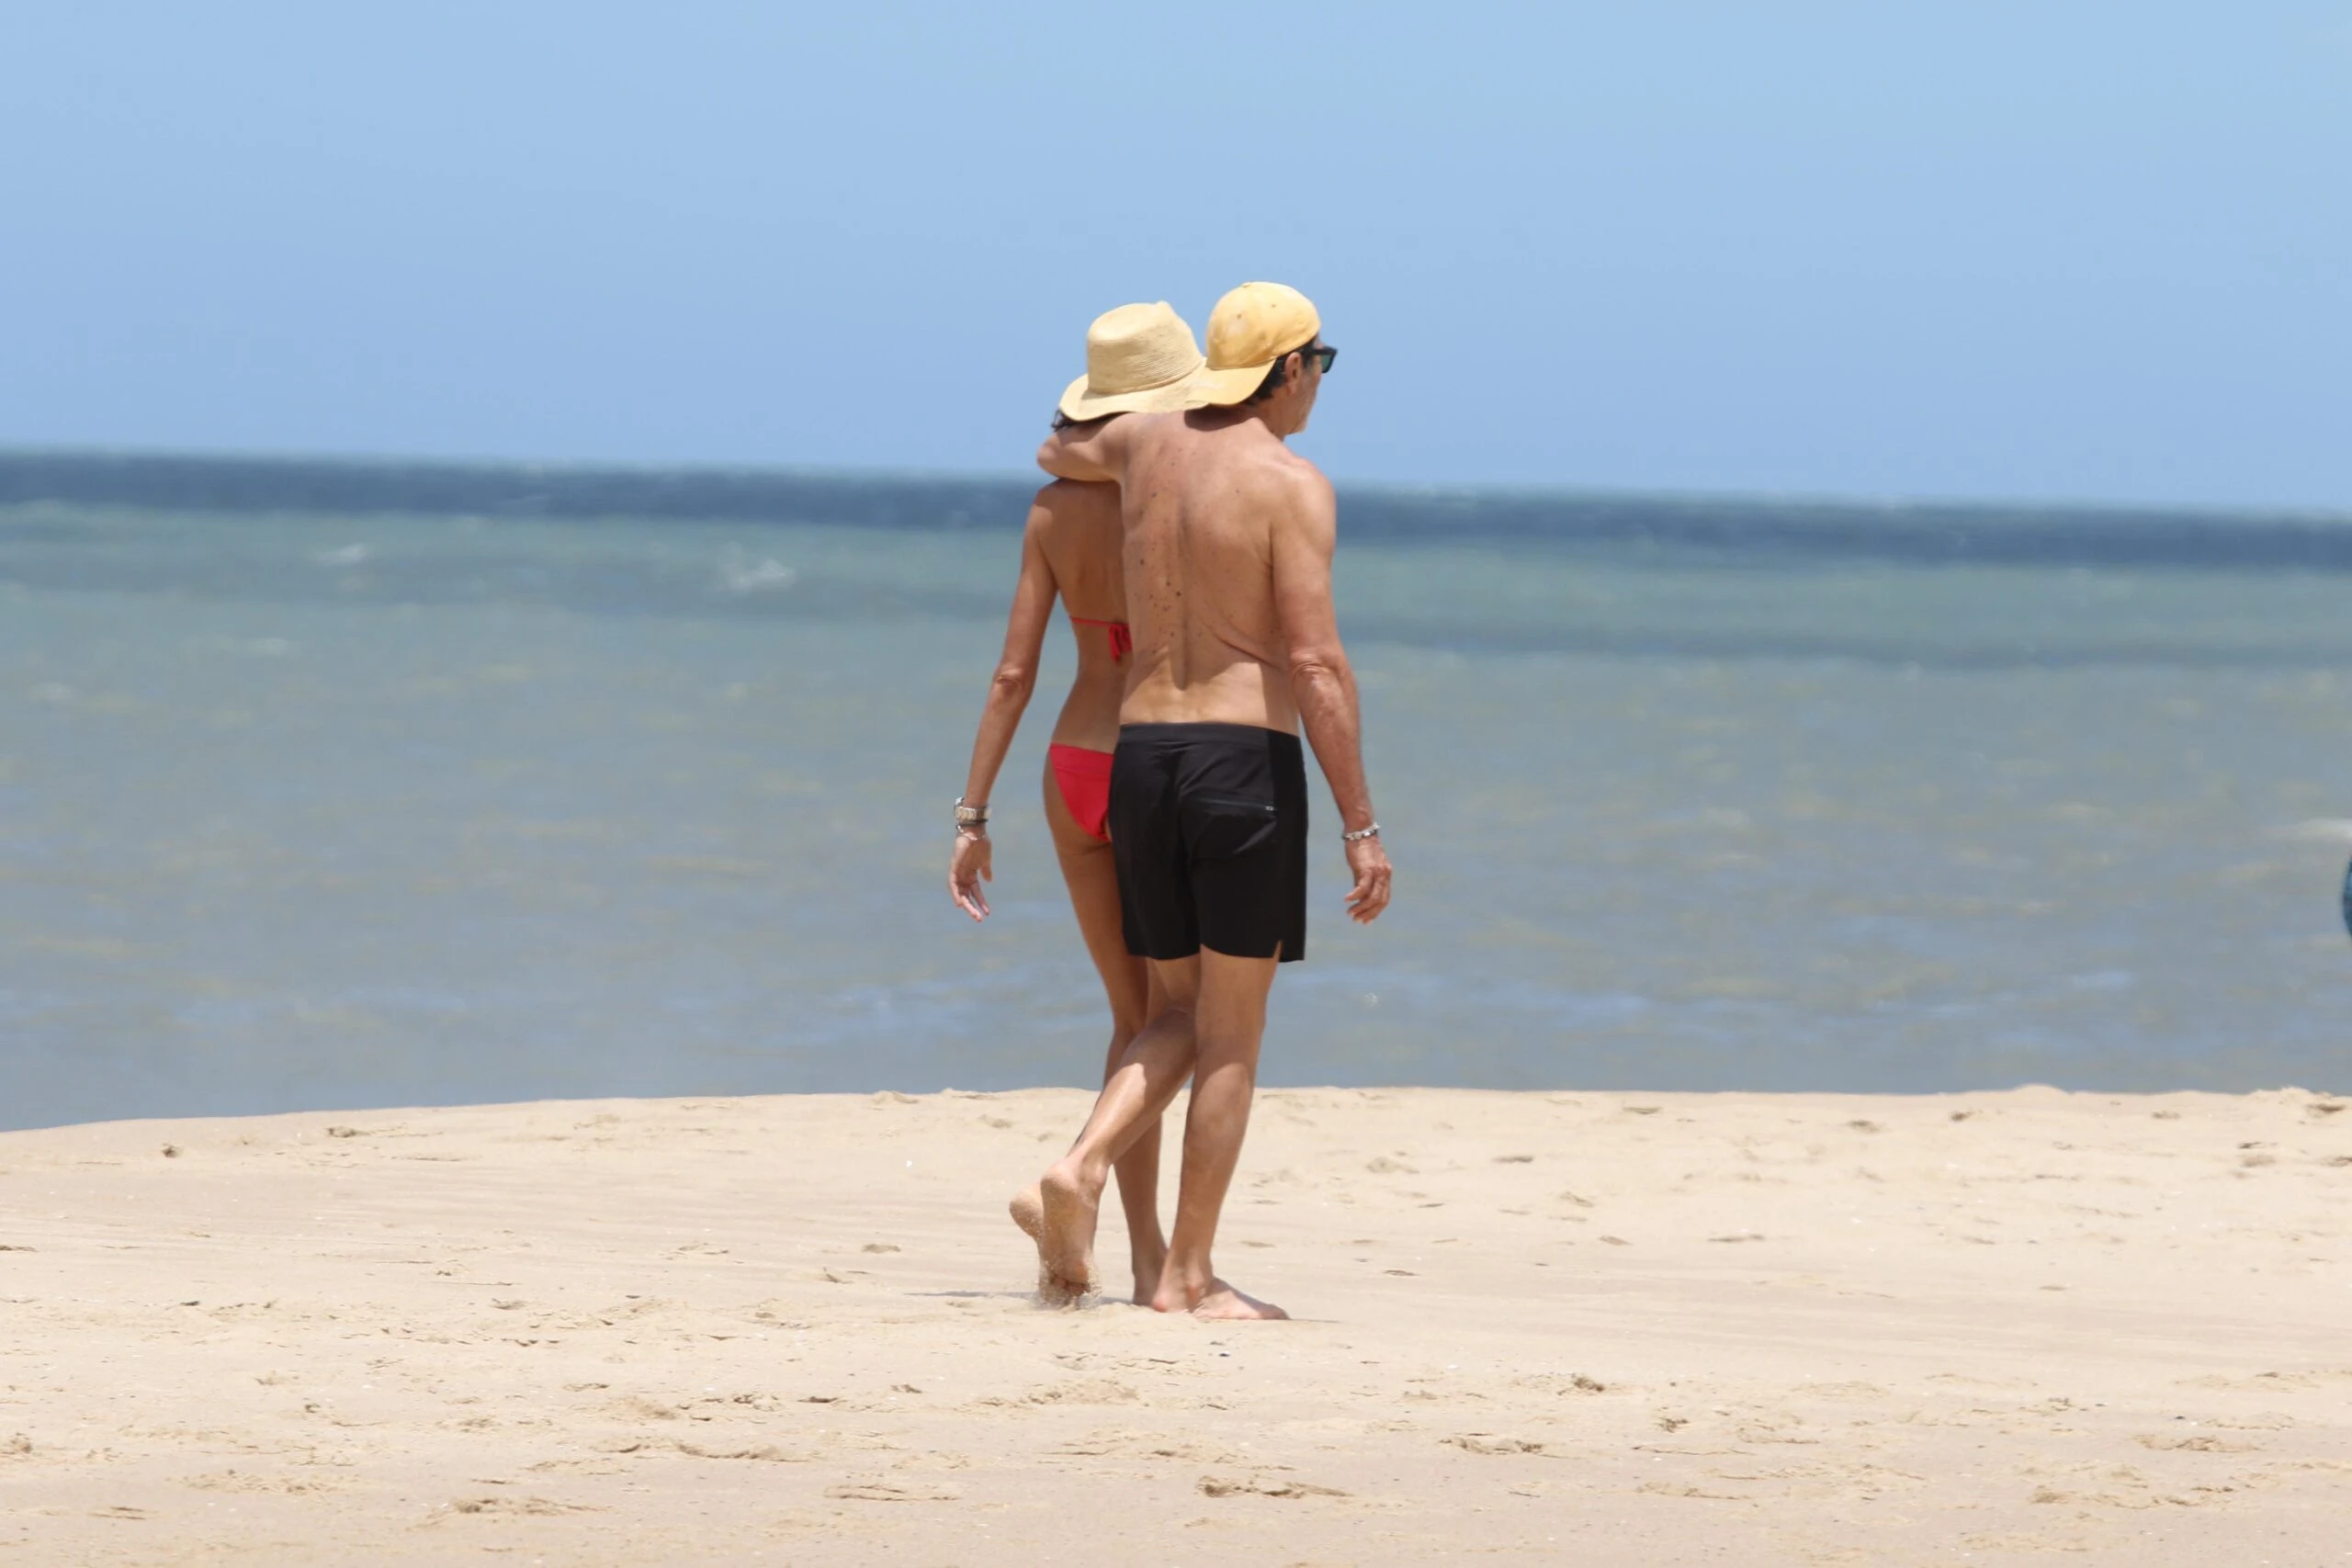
[954,795,990,830]
[1342,822,1381,843]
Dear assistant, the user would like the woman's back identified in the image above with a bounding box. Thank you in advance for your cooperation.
[1035,479,1129,752]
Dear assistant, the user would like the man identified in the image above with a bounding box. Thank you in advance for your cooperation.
[1019,281,1392,1320]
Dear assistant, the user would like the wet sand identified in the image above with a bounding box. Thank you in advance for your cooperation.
[3,1087,2347,1563]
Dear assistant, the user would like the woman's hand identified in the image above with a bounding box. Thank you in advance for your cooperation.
[949,830,993,921]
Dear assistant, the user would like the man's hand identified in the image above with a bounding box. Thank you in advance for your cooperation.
[1342,835,1392,924]
[948,832,993,921]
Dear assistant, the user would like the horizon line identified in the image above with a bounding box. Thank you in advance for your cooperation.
[4,442,2346,527]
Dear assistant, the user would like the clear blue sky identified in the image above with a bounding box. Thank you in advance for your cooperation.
[5,3,2346,509]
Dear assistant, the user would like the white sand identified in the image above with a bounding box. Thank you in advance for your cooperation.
[2,1087,2347,1563]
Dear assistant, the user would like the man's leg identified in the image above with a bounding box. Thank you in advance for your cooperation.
[1105,963,1174,1297]
[1149,946,1284,1320]
[1031,955,1201,1296]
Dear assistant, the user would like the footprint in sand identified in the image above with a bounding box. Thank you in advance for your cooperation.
[825,1480,960,1502]
[1443,1434,1545,1455]
[448,1494,598,1517]
[1198,1473,1349,1499]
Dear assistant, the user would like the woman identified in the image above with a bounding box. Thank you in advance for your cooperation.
[947,300,1206,1303]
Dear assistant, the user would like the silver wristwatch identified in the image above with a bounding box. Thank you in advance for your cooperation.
[955,796,989,830]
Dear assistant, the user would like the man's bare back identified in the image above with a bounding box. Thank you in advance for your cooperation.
[1107,411,1329,732]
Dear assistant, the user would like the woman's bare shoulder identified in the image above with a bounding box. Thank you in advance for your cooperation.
[1028,479,1121,547]
[1033,478,1121,514]
[1029,479,1123,610]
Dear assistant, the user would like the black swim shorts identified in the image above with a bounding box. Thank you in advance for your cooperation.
[1109,722,1308,963]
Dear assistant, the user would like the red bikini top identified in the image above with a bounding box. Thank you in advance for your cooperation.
[1069,614,1132,660]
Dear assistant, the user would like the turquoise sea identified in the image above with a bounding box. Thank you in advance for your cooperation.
[2,455,2347,1131]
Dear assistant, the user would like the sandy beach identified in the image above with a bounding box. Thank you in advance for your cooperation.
[3,1086,2347,1564]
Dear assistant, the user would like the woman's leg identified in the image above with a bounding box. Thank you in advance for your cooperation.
[1043,757,1168,1299]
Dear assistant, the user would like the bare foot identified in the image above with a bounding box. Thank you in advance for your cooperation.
[1035,1163,1098,1299]
[1128,1252,1166,1307]
[1187,1280,1287,1320]
[1012,1184,1088,1303]
[1008,1184,1044,1242]
[1151,1276,1288,1320]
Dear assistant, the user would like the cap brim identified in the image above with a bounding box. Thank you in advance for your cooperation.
[1185,361,1273,408]
[1057,369,1211,421]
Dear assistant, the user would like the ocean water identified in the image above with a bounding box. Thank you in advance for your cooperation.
[3,460,2348,1131]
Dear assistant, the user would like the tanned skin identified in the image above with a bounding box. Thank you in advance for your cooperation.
[948,464,1170,1302]
[1016,342,1393,1319]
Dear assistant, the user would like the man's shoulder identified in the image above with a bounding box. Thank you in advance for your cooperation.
[1236,443,1333,513]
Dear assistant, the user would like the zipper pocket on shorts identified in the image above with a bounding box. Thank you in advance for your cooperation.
[1193,792,1278,817]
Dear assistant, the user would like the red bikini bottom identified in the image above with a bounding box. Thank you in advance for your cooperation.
[1046,743,1114,842]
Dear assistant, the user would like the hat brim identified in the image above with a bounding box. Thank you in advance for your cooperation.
[1057,369,1208,421]
[1185,361,1276,408]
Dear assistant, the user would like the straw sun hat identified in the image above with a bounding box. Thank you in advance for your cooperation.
[1057,301,1207,421]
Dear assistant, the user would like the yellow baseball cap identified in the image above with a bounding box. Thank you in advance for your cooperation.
[1188,282,1322,407]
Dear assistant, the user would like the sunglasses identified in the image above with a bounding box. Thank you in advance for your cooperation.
[1303,343,1337,374]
